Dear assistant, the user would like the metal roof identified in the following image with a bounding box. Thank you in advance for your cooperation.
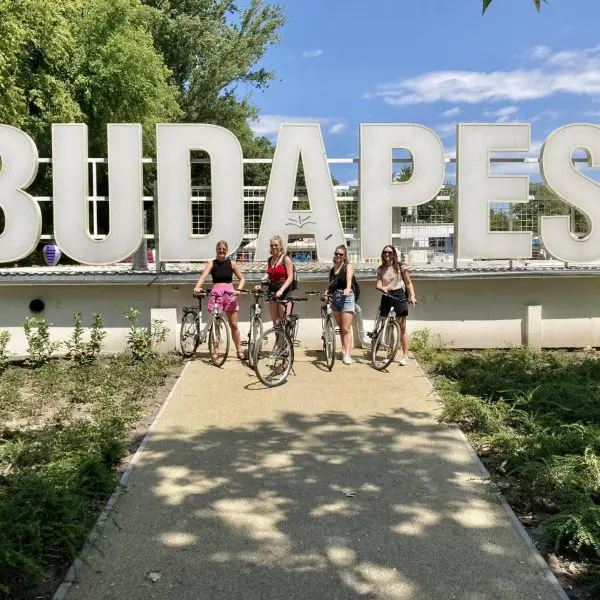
[1,261,600,285]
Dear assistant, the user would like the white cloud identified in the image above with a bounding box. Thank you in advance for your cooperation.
[249,115,330,137]
[435,123,457,138]
[328,123,347,135]
[369,46,600,106]
[484,105,519,122]
[302,49,323,59]
[528,45,552,60]
[343,178,359,186]
[585,110,600,117]
[441,107,461,117]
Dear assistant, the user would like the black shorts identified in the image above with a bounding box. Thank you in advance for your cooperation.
[380,289,408,318]
[268,281,289,299]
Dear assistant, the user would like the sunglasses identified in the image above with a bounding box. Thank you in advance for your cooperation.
[382,250,393,255]
[334,253,345,257]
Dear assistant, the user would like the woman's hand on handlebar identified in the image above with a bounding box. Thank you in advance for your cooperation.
[193,286,203,295]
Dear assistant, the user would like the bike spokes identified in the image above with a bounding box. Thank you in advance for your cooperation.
[254,328,293,387]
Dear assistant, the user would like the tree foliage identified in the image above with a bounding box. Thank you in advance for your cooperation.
[0,0,285,156]
[482,0,547,14]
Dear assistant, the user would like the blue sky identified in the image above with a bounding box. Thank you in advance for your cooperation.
[248,0,600,185]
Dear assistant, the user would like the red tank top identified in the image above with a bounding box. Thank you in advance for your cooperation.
[267,256,287,283]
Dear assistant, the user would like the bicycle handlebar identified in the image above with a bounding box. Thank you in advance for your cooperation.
[193,288,237,298]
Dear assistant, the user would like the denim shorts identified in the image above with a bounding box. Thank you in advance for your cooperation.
[332,290,355,313]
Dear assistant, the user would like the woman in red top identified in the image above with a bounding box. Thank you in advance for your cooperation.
[258,235,294,326]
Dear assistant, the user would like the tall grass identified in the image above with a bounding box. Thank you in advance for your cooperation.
[0,354,180,599]
[414,336,600,571]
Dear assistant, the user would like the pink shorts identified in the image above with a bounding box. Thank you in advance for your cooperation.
[208,283,239,313]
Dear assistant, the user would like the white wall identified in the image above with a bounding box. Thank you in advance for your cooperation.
[2,274,600,356]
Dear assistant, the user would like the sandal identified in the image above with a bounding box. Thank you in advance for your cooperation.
[237,351,245,360]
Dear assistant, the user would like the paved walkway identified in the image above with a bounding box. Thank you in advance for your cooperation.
[62,349,565,600]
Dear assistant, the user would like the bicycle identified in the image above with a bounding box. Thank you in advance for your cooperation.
[239,288,267,367]
[367,291,402,371]
[305,291,336,371]
[253,293,307,387]
[179,289,233,366]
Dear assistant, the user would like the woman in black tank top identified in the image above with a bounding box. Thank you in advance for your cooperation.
[194,240,246,359]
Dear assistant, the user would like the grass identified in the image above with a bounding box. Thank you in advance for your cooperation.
[0,354,182,600]
[412,331,600,596]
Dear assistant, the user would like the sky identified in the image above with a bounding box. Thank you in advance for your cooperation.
[247,0,600,185]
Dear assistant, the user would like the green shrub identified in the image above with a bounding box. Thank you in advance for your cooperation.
[123,308,169,362]
[23,317,59,368]
[65,313,106,366]
[0,331,11,374]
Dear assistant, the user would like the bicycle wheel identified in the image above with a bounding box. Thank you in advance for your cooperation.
[323,316,336,371]
[180,311,199,358]
[247,315,263,368]
[254,328,294,387]
[371,318,401,371]
[209,314,230,367]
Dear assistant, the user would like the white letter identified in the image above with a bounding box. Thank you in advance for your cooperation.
[540,124,600,262]
[0,125,41,262]
[456,124,532,260]
[255,124,345,260]
[52,124,143,264]
[360,124,445,258]
[157,124,243,261]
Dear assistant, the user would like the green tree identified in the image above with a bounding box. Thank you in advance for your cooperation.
[483,0,547,14]
[144,0,285,138]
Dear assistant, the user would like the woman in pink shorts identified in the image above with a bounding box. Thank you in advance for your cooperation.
[193,240,246,359]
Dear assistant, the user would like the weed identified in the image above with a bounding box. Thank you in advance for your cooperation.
[0,331,11,374]
[23,317,59,368]
[123,308,169,362]
[64,313,106,366]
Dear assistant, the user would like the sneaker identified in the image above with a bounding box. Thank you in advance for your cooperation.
[398,355,409,366]
[342,354,352,365]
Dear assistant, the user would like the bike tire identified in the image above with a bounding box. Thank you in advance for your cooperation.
[209,314,230,367]
[371,318,401,371]
[254,328,294,387]
[247,315,263,367]
[180,311,199,358]
[323,316,336,371]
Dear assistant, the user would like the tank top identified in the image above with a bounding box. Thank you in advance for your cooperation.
[210,258,233,283]
[267,255,287,283]
[329,265,348,292]
[379,265,404,292]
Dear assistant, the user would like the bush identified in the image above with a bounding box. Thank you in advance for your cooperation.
[0,331,11,374]
[64,313,106,366]
[23,317,59,368]
[123,308,169,362]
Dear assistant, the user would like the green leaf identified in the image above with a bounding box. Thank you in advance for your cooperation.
[482,0,493,14]
[533,0,541,11]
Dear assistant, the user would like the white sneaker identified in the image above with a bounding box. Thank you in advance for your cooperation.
[342,354,352,365]
[398,355,409,366]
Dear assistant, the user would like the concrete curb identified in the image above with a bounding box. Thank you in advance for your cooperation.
[413,358,570,600]
[52,361,191,600]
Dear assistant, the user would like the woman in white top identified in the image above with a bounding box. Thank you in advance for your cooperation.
[375,245,416,366]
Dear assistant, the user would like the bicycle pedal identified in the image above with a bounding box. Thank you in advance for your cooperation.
[241,341,248,346]
[366,332,374,339]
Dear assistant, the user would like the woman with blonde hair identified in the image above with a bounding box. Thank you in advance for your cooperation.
[194,240,245,359]
[375,245,416,366]
[257,235,294,326]
[327,244,355,365]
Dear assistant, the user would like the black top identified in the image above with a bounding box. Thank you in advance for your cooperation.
[210,258,233,283]
[328,265,347,292]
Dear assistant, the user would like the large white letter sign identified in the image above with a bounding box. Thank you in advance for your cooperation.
[255,124,345,260]
[540,124,600,263]
[52,124,143,264]
[0,126,41,262]
[456,124,532,260]
[157,124,243,261]
[359,124,445,258]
